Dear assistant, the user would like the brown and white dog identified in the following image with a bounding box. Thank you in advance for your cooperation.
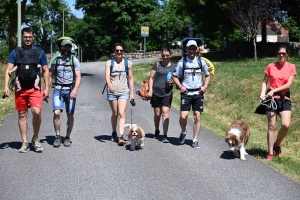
[225,120,250,160]
[124,124,145,151]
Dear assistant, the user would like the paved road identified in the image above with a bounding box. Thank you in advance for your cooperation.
[1,58,300,200]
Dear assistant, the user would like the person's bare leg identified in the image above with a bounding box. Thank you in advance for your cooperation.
[31,106,41,139]
[267,112,277,155]
[53,110,61,136]
[66,113,74,138]
[109,100,118,133]
[118,99,128,137]
[192,111,201,141]
[161,106,170,136]
[18,110,28,142]
[154,107,161,131]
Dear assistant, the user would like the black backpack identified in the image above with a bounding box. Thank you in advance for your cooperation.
[15,47,42,88]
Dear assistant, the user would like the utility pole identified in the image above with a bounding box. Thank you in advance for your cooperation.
[63,9,64,36]
[17,0,21,46]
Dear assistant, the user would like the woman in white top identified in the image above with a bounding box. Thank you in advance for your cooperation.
[105,43,134,146]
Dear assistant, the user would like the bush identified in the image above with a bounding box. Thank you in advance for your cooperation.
[98,55,109,61]
[123,39,137,53]
[0,44,9,63]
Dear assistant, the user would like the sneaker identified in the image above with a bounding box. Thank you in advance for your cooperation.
[192,141,200,148]
[118,135,126,146]
[154,130,160,139]
[162,136,169,143]
[32,138,43,152]
[111,131,118,142]
[273,144,284,157]
[53,135,62,148]
[266,154,274,161]
[64,137,71,147]
[19,142,30,153]
[178,132,186,144]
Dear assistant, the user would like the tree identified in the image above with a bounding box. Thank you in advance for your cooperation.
[75,0,159,60]
[280,0,300,41]
[226,0,280,61]
[0,0,27,52]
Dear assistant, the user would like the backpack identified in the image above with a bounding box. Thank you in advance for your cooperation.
[102,58,129,94]
[136,62,159,101]
[14,47,42,89]
[51,55,75,88]
[176,56,202,89]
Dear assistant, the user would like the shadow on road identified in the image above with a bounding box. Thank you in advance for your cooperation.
[0,141,21,150]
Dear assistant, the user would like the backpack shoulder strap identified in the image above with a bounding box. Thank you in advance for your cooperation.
[124,59,128,75]
[197,56,202,70]
[110,58,115,74]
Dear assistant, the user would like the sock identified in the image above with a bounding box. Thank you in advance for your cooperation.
[193,139,198,142]
[181,131,187,134]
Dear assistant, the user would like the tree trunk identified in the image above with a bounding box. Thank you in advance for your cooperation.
[253,37,257,61]
[8,19,17,52]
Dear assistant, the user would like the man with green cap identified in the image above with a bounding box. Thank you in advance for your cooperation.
[49,39,82,147]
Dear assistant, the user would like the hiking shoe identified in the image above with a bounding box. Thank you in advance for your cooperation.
[111,131,118,142]
[64,137,71,147]
[266,154,274,161]
[53,135,62,148]
[273,144,284,157]
[178,132,186,144]
[162,136,169,143]
[32,138,43,152]
[154,130,160,139]
[118,135,126,146]
[192,141,200,148]
[19,142,30,153]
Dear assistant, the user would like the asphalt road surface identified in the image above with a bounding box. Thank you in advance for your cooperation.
[1,58,299,200]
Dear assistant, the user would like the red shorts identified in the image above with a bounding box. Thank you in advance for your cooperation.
[15,87,43,110]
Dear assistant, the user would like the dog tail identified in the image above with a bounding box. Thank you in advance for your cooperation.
[124,124,137,128]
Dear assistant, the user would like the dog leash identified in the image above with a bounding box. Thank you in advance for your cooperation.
[244,97,277,121]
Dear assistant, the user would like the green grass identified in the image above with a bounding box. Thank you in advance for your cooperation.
[0,64,15,125]
[133,53,300,183]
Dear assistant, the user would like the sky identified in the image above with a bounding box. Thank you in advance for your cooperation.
[66,0,83,18]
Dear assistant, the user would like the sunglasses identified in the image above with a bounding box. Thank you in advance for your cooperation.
[115,49,124,52]
[277,52,287,56]
[23,36,33,39]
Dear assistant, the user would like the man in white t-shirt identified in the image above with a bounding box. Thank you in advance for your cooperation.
[173,40,211,148]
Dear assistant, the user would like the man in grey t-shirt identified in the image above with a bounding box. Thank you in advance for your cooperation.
[49,39,81,147]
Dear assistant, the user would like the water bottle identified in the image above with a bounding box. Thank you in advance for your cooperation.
[166,72,172,82]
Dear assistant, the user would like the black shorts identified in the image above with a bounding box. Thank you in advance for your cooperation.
[266,98,291,113]
[150,94,173,108]
[180,94,204,112]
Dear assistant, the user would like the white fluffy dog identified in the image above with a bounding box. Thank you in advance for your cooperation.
[124,124,145,151]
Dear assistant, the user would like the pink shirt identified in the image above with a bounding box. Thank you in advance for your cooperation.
[265,62,297,99]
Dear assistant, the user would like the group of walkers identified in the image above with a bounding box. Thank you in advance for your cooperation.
[3,27,81,152]
[2,27,297,161]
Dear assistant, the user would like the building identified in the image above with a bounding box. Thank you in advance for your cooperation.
[256,22,289,42]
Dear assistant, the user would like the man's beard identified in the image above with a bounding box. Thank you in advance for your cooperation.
[61,49,71,56]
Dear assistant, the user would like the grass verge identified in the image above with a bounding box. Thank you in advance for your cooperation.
[133,54,300,183]
[0,63,14,125]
